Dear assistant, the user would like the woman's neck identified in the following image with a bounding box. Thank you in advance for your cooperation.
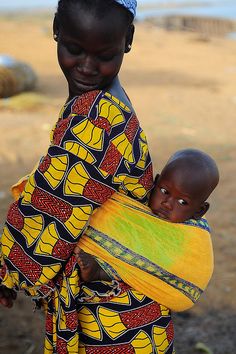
[106,76,132,108]
[66,76,132,108]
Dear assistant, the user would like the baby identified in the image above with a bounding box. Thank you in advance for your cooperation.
[75,148,219,282]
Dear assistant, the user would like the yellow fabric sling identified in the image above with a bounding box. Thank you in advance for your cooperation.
[80,192,214,312]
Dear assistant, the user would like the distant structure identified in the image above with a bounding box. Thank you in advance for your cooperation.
[0,55,37,98]
[148,15,236,38]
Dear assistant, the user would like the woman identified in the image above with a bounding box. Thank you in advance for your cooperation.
[0,1,175,353]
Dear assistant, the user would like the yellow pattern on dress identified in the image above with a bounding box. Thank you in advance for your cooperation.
[72,118,104,150]
[98,97,126,125]
[43,155,68,189]
[1,226,14,258]
[78,306,102,340]
[21,174,36,204]
[64,162,89,196]
[136,139,149,169]
[35,223,59,256]
[64,205,92,237]
[36,264,60,287]
[98,307,127,339]
[117,175,147,198]
[153,325,170,353]
[67,334,79,353]
[131,331,153,353]
[130,289,146,302]
[104,92,131,113]
[60,269,80,307]
[21,215,43,246]
[64,141,96,164]
[112,134,134,163]
[160,304,170,316]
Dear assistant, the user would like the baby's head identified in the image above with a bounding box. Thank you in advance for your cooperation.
[149,149,219,223]
[53,0,136,99]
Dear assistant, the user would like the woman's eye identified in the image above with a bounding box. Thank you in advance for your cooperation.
[99,54,115,62]
[160,188,168,195]
[178,199,188,205]
[66,44,81,55]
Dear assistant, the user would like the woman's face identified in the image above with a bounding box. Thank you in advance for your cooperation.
[55,7,130,99]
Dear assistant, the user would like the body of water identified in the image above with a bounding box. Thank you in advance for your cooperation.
[138,0,236,21]
[0,0,235,21]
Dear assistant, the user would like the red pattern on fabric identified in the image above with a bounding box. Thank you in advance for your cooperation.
[99,142,122,175]
[118,282,132,294]
[93,117,111,134]
[166,320,174,343]
[85,343,135,354]
[0,264,7,279]
[46,313,53,334]
[120,302,161,329]
[57,338,68,354]
[138,164,153,191]
[52,239,75,260]
[66,310,78,331]
[65,255,77,277]
[38,155,51,174]
[71,91,99,116]
[7,201,24,230]
[31,188,73,222]
[53,116,71,146]
[125,114,139,143]
[38,281,55,295]
[83,179,114,204]
[9,243,42,283]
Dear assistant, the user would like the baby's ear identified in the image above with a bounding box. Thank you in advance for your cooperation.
[193,202,210,220]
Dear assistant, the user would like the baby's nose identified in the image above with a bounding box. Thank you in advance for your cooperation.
[162,197,173,210]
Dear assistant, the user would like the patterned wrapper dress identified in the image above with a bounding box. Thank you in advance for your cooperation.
[0,90,174,353]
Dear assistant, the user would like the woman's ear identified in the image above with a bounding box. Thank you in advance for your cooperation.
[193,202,210,220]
[53,15,59,41]
[125,24,135,53]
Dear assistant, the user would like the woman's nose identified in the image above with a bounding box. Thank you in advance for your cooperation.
[77,55,97,76]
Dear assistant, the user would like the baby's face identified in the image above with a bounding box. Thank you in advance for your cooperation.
[149,168,206,223]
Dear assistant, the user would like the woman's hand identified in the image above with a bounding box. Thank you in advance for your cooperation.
[0,285,17,308]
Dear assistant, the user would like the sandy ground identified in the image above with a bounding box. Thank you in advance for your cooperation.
[0,12,236,354]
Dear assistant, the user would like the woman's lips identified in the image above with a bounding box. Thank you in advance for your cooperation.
[74,78,98,89]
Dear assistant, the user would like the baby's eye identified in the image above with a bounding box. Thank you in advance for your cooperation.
[178,199,188,206]
[160,188,168,195]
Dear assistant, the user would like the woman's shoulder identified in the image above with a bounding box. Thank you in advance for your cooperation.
[52,89,140,146]
[58,90,139,138]
[66,90,134,118]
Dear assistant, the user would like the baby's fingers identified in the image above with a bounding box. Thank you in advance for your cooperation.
[0,286,17,308]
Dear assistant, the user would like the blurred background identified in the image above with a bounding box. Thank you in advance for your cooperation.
[0,1,235,353]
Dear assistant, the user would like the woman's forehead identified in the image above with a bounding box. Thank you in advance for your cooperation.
[61,5,128,37]
[60,15,128,52]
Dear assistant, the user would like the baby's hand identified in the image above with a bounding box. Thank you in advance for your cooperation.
[0,285,17,308]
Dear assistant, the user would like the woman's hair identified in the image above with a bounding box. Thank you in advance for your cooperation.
[56,0,134,27]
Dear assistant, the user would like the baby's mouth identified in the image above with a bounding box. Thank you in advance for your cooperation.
[155,209,170,220]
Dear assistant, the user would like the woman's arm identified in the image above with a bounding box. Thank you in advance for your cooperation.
[0,90,152,293]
